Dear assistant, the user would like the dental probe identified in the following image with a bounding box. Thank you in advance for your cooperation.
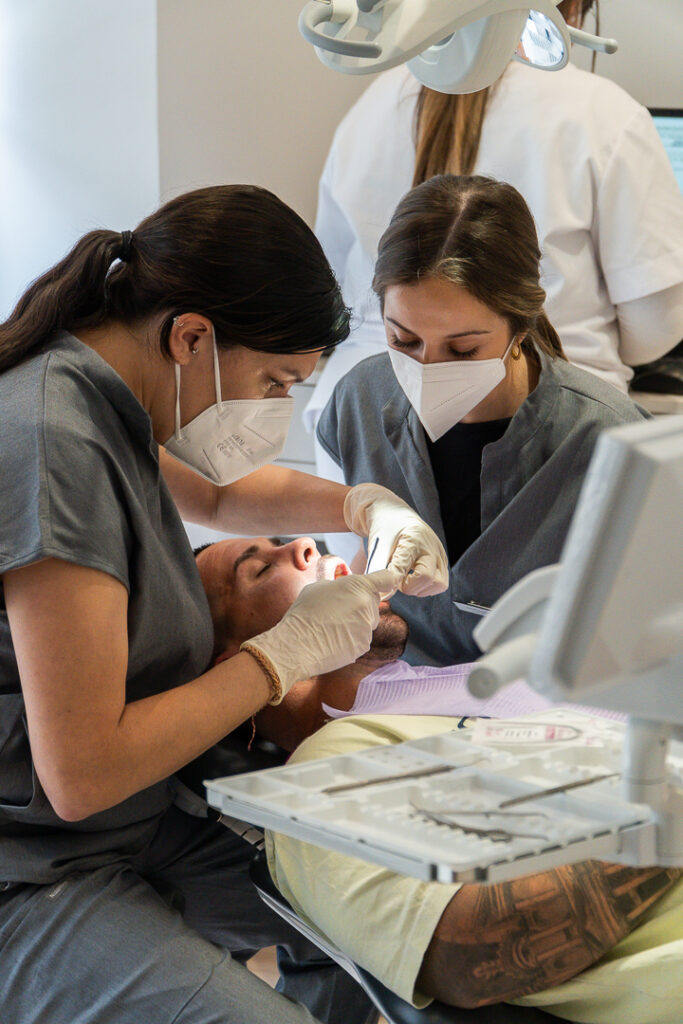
[322,762,465,796]
[365,536,380,573]
[498,772,620,809]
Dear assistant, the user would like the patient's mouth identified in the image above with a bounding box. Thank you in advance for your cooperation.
[317,555,351,581]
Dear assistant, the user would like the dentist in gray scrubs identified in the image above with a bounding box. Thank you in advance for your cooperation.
[317,174,647,667]
[0,185,447,1024]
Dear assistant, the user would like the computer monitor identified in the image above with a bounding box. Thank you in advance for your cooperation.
[529,416,683,722]
[649,107,683,196]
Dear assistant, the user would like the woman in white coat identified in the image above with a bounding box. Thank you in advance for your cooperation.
[307,0,683,560]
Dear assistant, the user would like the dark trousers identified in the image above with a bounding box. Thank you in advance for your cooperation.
[0,805,377,1024]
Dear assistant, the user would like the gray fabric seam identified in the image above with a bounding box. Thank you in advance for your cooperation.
[168,947,236,1024]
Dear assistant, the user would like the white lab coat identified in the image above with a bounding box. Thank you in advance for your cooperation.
[306,59,683,438]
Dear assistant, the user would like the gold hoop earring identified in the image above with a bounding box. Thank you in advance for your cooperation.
[511,341,522,360]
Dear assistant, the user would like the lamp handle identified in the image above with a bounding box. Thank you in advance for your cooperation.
[567,24,618,54]
[299,2,382,58]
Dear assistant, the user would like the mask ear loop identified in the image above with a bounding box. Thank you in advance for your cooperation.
[174,364,184,441]
[507,334,524,361]
[171,314,186,443]
[211,327,223,411]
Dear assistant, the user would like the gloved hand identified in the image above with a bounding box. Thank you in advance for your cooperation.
[242,567,401,703]
[344,483,449,598]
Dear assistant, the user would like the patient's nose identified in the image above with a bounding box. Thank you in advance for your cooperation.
[284,536,318,570]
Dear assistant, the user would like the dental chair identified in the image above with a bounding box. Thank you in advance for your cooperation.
[249,849,570,1024]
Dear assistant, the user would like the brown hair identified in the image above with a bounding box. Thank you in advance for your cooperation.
[0,185,350,374]
[413,0,597,185]
[373,174,566,361]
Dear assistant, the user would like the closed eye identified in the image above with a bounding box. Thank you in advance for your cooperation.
[389,334,419,351]
[390,334,479,359]
[448,347,478,359]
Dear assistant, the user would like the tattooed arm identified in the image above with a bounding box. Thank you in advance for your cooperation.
[416,860,682,1008]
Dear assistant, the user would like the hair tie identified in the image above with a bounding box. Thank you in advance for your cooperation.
[119,230,133,263]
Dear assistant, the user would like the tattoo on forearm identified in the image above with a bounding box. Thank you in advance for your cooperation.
[418,861,682,1007]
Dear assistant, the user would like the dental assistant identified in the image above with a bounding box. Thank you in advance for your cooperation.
[0,184,446,1024]
[317,174,647,667]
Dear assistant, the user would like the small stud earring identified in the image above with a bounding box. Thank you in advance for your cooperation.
[190,345,199,354]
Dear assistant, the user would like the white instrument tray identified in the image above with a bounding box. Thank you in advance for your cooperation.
[206,710,680,883]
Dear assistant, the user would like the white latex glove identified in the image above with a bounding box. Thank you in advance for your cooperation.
[344,483,449,598]
[242,567,401,702]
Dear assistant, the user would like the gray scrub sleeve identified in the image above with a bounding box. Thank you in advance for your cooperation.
[0,354,131,585]
[316,392,343,469]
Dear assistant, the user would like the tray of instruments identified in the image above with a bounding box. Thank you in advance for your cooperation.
[206,710,681,883]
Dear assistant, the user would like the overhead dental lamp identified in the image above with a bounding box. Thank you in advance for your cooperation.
[298,0,617,94]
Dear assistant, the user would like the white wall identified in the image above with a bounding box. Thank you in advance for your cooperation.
[156,0,369,224]
[571,0,683,105]
[0,0,160,318]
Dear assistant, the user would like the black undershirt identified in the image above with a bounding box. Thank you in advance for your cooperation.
[426,417,511,566]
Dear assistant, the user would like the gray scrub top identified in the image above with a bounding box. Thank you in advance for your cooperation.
[317,350,646,666]
[0,333,214,884]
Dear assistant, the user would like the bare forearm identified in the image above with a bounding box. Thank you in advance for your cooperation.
[161,452,352,535]
[215,466,351,535]
[417,860,683,1008]
[41,653,271,821]
[6,558,273,821]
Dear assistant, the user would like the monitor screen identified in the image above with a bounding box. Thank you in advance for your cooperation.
[649,108,683,196]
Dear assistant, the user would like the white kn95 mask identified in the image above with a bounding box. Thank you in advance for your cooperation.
[388,340,516,442]
[163,334,293,486]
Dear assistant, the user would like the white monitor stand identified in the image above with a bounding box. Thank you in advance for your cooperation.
[470,415,683,866]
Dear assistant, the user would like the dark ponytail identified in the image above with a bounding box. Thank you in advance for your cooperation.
[0,184,350,374]
[0,231,124,373]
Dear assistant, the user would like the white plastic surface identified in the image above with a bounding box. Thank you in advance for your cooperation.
[530,416,683,716]
[205,710,683,883]
[299,0,615,88]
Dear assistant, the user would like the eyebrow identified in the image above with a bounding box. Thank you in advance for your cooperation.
[231,538,283,578]
[232,544,260,576]
[386,316,492,340]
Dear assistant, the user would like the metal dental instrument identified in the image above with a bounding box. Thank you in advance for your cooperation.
[416,808,550,819]
[411,804,549,843]
[497,772,620,809]
[364,535,412,594]
[322,758,483,795]
[365,536,380,573]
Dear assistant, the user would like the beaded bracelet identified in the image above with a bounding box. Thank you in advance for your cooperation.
[240,642,284,706]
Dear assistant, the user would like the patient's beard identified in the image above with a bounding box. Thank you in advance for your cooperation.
[363,607,408,665]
